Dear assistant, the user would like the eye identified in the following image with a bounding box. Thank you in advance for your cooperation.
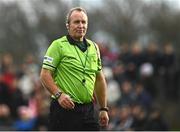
[81,20,86,24]
[73,20,87,25]
[74,20,80,24]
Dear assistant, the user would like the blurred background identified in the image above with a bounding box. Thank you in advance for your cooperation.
[0,0,180,131]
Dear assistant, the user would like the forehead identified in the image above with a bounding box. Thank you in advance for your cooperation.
[70,10,88,21]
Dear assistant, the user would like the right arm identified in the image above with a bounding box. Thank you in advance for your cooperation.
[40,68,59,95]
[40,68,74,109]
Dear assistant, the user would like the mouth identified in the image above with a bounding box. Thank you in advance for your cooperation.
[77,30,84,33]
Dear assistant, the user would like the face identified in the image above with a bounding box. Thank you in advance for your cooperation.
[67,10,88,41]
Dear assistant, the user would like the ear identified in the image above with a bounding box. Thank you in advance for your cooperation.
[66,23,69,30]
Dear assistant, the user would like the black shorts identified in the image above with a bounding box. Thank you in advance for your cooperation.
[48,99,100,131]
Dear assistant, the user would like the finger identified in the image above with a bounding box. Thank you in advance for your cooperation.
[64,99,74,109]
[60,95,75,109]
[99,118,108,126]
[68,100,75,108]
[65,96,75,108]
[100,120,108,127]
[60,102,67,109]
[59,99,70,109]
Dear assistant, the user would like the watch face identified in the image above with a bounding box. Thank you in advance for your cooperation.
[55,92,62,99]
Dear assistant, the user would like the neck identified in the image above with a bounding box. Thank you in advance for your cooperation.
[69,35,83,42]
[73,37,83,42]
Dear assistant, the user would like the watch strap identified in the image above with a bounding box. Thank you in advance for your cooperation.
[99,107,109,112]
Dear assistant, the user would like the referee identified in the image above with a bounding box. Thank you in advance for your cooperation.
[40,7,109,130]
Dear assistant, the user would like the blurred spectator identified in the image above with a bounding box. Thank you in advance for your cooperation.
[17,54,40,101]
[0,53,16,93]
[113,104,133,131]
[103,67,121,106]
[144,104,169,131]
[130,103,148,131]
[0,104,14,130]
[139,62,157,98]
[0,53,25,119]
[140,42,162,98]
[126,42,145,82]
[33,82,49,131]
[12,106,37,131]
[112,61,129,85]
[106,105,120,130]
[144,42,162,76]
[118,43,131,65]
[117,80,134,106]
[160,43,177,100]
[98,43,119,67]
[10,85,27,119]
[133,81,153,109]
[0,79,12,106]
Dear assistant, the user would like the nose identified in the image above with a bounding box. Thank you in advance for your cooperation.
[78,22,83,27]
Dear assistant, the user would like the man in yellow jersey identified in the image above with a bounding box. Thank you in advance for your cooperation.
[40,7,109,130]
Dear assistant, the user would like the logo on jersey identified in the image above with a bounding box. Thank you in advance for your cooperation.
[44,56,53,63]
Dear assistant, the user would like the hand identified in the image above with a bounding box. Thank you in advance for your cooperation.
[99,111,109,127]
[57,93,75,109]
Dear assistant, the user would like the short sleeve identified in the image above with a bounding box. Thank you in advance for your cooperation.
[94,43,102,72]
[42,40,61,72]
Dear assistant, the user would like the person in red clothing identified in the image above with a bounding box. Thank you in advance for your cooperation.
[1,53,16,93]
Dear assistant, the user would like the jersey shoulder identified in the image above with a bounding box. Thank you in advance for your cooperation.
[52,36,68,45]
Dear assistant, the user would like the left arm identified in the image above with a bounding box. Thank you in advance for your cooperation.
[94,70,109,127]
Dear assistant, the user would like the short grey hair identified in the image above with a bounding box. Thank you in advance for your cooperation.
[66,7,87,24]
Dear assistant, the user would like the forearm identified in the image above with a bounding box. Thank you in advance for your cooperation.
[40,68,60,95]
[94,70,107,108]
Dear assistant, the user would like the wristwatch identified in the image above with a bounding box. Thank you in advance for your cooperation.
[54,91,62,100]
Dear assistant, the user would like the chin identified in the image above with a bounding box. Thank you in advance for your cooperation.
[77,34,85,38]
